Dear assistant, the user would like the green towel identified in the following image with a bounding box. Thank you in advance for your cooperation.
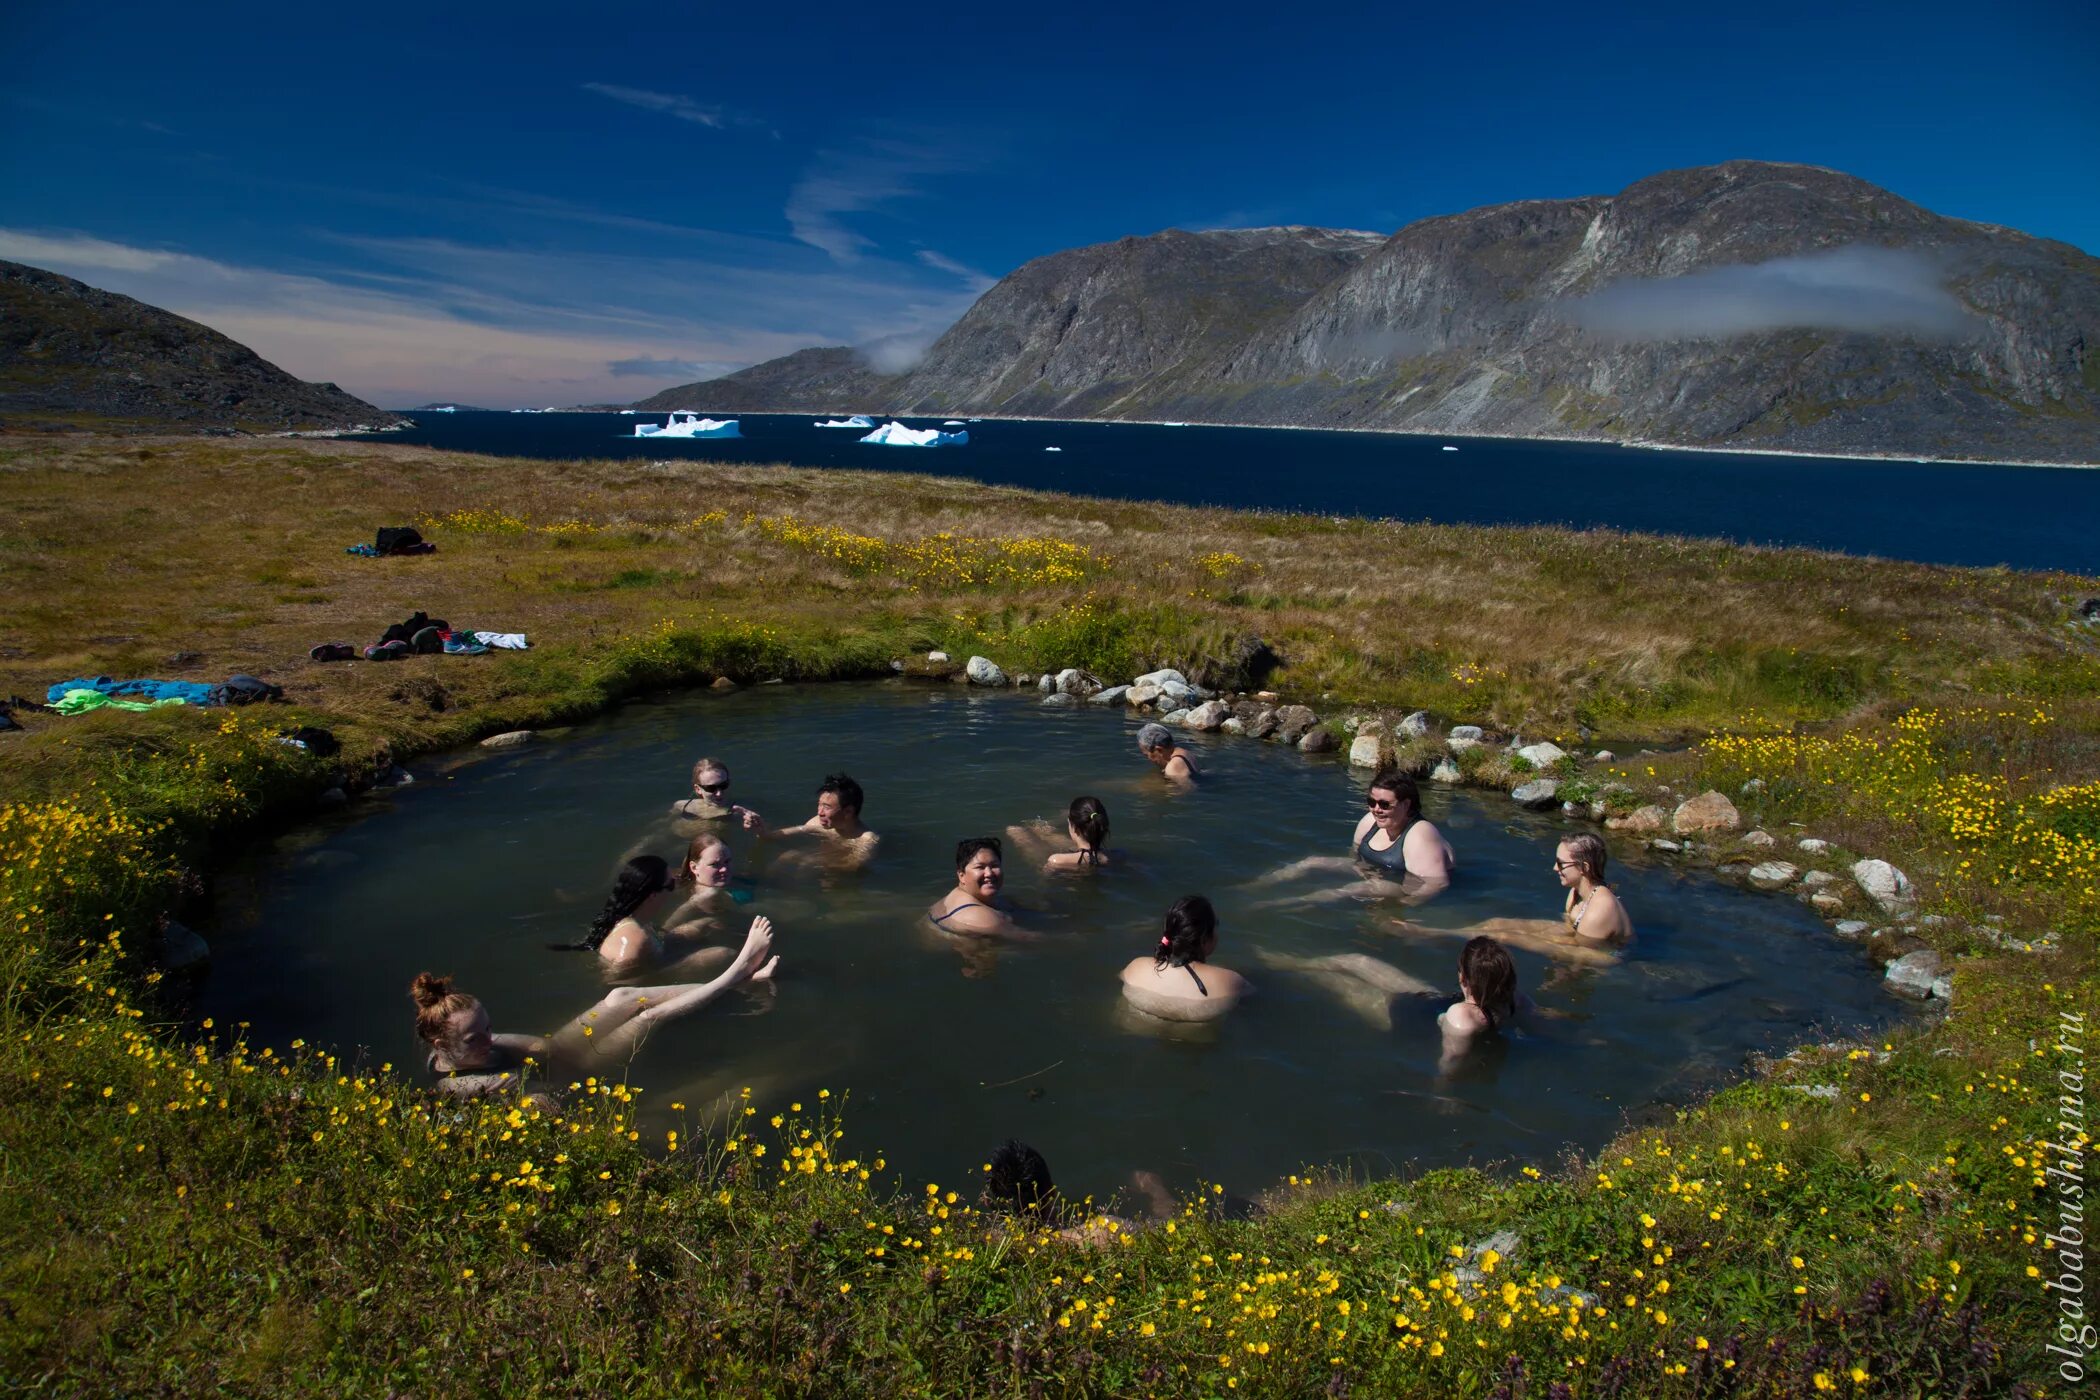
[51,688,192,715]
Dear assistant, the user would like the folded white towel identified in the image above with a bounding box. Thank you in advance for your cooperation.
[473,631,530,650]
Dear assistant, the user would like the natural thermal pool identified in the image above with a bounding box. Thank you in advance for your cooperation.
[203,683,1904,1200]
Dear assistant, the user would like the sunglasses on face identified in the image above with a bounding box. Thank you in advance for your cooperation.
[698,781,730,794]
[1366,797,1397,811]
[1553,859,1580,871]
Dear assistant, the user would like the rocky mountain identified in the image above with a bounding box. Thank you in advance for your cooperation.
[0,260,404,432]
[643,163,2100,463]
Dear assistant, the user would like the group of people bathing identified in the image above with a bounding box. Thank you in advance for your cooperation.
[411,738,1635,1106]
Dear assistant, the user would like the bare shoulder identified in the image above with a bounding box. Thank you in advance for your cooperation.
[1351,811,1377,842]
[1439,1001,1489,1035]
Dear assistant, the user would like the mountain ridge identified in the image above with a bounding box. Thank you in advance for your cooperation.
[638,162,2100,464]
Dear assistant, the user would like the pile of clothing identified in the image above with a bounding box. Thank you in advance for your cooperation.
[346,526,437,558]
[44,674,285,714]
[311,611,530,662]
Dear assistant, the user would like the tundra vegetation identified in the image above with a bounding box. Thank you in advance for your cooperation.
[1,434,2093,1394]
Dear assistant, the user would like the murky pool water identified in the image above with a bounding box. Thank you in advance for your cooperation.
[204,683,1901,1199]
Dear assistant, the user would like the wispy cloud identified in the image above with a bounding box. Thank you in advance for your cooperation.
[915,248,996,292]
[1560,245,1983,342]
[608,356,738,379]
[581,82,725,128]
[785,134,982,263]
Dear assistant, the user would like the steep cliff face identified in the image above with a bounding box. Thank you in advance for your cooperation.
[642,162,2100,462]
[0,261,404,432]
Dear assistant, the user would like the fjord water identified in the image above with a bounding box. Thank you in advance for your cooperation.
[204,685,1900,1200]
[362,410,2100,572]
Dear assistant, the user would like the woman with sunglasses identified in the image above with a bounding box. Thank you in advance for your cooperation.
[550,854,747,978]
[1351,771,1454,898]
[671,756,751,823]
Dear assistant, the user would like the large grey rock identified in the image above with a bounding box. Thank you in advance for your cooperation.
[1040,692,1078,709]
[1089,685,1130,706]
[1885,948,1945,998]
[1398,710,1433,739]
[1430,757,1463,784]
[1851,858,1917,912]
[1673,790,1741,834]
[1607,804,1669,833]
[1747,860,1800,890]
[1159,707,1190,726]
[1127,682,1161,706]
[1220,717,1246,735]
[1446,725,1485,751]
[1797,837,1832,854]
[481,730,535,750]
[966,656,1006,686]
[1055,668,1094,696]
[1244,708,1279,739]
[1184,700,1231,732]
[1273,705,1319,743]
[1133,668,1190,690]
[1515,741,1567,769]
[1157,679,1198,708]
[1037,673,1058,694]
[1739,829,1777,850]
[1298,727,1338,754]
[1349,734,1384,768]
[1511,779,1560,808]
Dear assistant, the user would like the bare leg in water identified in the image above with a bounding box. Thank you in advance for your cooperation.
[1255,949,1440,1031]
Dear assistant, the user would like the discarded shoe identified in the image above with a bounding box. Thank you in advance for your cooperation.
[309,643,357,662]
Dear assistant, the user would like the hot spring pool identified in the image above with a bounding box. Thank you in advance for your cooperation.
[203,682,1903,1199]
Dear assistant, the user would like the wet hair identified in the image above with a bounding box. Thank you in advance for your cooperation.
[690,755,729,788]
[983,1139,1059,1218]
[1457,937,1518,1030]
[1558,832,1608,885]
[1068,795,1110,859]
[819,772,864,816]
[955,836,1003,872]
[1367,770,1420,817]
[553,855,671,951]
[1154,895,1218,969]
[680,833,729,887]
[409,972,479,1050]
[1136,722,1174,754]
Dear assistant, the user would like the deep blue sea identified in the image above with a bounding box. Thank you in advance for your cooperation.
[356,411,2100,574]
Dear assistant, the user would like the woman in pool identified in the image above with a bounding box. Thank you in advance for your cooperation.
[660,834,756,938]
[928,837,1023,936]
[556,855,738,978]
[414,915,778,1101]
[1261,769,1454,903]
[671,755,748,822]
[1259,935,1532,1065]
[1136,723,1198,784]
[1119,895,1248,1022]
[1006,795,1119,872]
[1402,833,1631,966]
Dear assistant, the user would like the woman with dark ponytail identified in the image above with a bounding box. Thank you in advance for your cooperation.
[414,915,779,1100]
[555,855,737,977]
[1118,895,1248,1021]
[1007,795,1121,873]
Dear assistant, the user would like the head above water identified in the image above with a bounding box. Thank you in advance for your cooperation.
[1366,770,1420,822]
[983,1139,1058,1218]
[690,756,730,795]
[954,836,1003,874]
[816,773,864,823]
[560,855,673,952]
[1068,795,1110,850]
[1457,936,1518,1025]
[684,833,732,887]
[1154,894,1218,969]
[1556,832,1608,886]
[409,971,490,1062]
[1135,723,1174,756]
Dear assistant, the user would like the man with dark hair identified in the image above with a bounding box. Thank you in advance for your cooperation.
[741,771,878,867]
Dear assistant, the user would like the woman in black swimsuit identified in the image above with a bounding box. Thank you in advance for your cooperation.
[1350,771,1453,897]
[928,837,1019,935]
[1119,895,1249,1021]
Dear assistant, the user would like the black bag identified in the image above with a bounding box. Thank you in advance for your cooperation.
[281,725,340,757]
[212,674,285,706]
[375,526,424,554]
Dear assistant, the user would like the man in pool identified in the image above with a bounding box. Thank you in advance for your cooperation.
[1136,722,1198,785]
[671,756,748,822]
[741,772,878,867]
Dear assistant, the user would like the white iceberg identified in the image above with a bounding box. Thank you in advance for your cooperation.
[1044,446,1062,452]
[943,420,966,426]
[815,414,878,429]
[635,412,742,439]
[1441,444,1458,452]
[859,420,967,447]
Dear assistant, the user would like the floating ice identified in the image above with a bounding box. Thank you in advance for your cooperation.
[1044,446,1062,452]
[943,420,966,426]
[859,421,967,447]
[1161,421,1189,427]
[815,414,878,429]
[635,412,742,439]
[1441,445,1458,452]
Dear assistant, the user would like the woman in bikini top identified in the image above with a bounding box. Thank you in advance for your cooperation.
[1555,833,1632,944]
[929,836,1014,935]
[1118,895,1248,1022]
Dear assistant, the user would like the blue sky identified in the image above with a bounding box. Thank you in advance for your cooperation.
[3,0,2094,407]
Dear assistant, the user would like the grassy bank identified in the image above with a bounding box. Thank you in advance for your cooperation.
[1,434,2094,1394]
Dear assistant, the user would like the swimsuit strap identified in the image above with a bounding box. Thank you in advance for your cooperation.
[1185,964,1209,996]
[931,901,988,926]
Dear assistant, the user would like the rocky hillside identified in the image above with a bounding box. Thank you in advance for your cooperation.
[0,261,403,432]
[645,163,2100,463]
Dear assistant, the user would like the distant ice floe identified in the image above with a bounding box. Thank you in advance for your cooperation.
[635,412,741,439]
[815,414,878,429]
[1441,445,1458,452]
[943,420,966,426]
[860,421,967,447]
[1044,446,1062,452]
[1161,421,1188,427]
